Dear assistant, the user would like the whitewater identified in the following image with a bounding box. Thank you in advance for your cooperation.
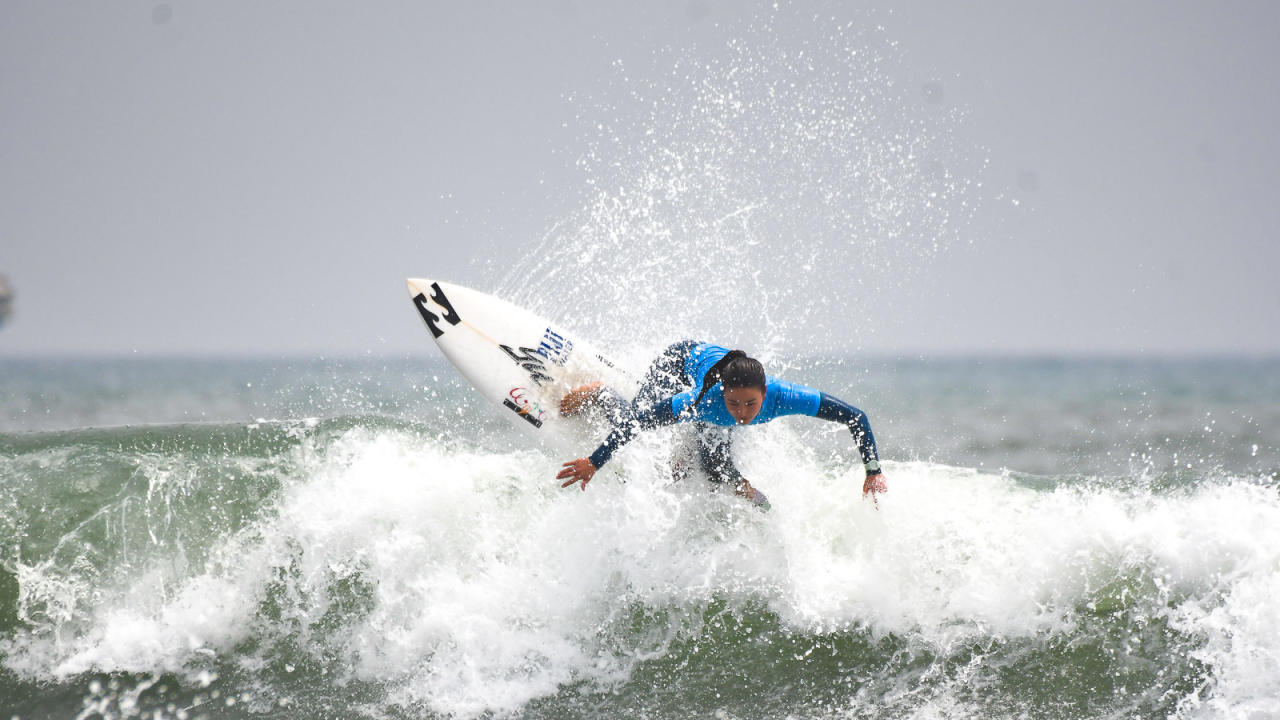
[2,356,1277,719]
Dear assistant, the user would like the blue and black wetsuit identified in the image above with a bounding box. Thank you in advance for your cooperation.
[586,341,881,489]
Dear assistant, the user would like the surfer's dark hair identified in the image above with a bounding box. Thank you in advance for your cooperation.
[693,350,766,406]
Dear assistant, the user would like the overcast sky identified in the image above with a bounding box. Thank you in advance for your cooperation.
[2,1,1278,357]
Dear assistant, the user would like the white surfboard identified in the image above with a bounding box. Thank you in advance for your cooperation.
[406,279,633,448]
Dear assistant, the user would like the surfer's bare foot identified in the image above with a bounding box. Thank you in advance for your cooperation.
[560,382,604,417]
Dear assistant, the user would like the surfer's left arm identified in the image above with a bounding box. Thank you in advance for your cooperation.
[813,393,887,497]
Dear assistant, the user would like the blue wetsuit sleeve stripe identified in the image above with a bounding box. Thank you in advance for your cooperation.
[814,393,880,468]
[588,399,678,468]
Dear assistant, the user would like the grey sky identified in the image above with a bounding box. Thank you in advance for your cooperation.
[2,1,1278,356]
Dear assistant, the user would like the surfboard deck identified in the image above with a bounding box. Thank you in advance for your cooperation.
[406,279,633,449]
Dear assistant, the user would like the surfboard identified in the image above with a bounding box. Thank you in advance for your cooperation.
[406,279,632,448]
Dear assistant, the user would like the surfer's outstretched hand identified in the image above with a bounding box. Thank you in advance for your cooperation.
[863,473,887,498]
[558,458,597,490]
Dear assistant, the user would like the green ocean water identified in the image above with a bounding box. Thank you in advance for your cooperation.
[1,356,1277,719]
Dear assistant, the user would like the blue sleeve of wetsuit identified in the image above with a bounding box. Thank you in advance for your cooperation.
[587,399,677,469]
[814,393,882,473]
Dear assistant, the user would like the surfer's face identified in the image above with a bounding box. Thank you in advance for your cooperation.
[722,386,765,425]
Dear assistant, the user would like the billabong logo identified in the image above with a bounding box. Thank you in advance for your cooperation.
[413,282,461,339]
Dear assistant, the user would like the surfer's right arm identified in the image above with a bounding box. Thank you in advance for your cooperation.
[558,398,680,490]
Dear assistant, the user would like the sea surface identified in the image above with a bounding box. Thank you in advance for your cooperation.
[1,354,1277,719]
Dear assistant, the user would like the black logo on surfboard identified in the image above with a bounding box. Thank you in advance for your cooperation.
[500,344,554,387]
[414,282,461,339]
[503,398,544,428]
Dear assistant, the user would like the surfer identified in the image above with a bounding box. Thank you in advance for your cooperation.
[556,341,886,508]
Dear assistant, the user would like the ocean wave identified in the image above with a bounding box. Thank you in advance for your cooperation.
[2,420,1277,718]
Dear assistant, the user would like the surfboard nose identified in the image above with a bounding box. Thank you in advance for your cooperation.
[406,278,432,297]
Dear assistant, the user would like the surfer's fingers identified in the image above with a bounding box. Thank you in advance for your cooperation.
[558,462,583,487]
[559,476,590,490]
[557,459,595,490]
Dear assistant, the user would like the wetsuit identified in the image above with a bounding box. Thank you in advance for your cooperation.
[586,341,882,491]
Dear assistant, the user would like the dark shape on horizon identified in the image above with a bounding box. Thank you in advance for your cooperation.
[0,274,13,328]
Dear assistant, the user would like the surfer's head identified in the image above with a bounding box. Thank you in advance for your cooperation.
[694,350,767,424]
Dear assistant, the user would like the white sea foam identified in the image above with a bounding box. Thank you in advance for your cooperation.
[6,423,1277,717]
